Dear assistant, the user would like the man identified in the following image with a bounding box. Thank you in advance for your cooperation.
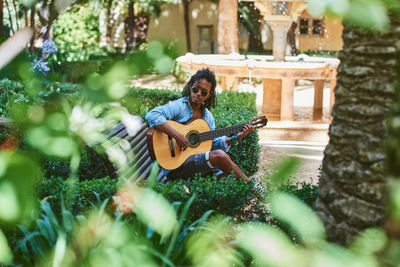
[145,68,265,194]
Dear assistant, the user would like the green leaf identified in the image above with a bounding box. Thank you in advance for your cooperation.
[0,229,13,265]
[270,192,325,246]
[136,188,178,237]
[238,223,301,266]
[349,228,387,256]
[343,0,389,31]
[269,157,301,189]
[0,152,39,223]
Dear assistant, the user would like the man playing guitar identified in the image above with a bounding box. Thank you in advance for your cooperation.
[145,68,265,194]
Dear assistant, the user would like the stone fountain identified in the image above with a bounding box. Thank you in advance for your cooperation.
[176,0,340,121]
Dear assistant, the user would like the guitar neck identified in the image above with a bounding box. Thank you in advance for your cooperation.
[199,124,244,141]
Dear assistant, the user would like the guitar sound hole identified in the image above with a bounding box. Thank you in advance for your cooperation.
[188,133,200,146]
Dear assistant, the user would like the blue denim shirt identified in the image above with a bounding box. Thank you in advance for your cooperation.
[145,96,230,176]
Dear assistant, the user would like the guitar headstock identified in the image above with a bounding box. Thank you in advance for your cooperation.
[249,115,268,129]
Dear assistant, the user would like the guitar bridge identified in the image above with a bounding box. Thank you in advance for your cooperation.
[168,136,175,157]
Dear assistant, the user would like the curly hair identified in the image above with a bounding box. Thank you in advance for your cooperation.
[182,68,217,110]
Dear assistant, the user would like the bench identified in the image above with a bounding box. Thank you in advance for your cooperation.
[104,115,166,183]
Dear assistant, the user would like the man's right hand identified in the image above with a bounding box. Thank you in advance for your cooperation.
[154,122,189,151]
[174,132,189,151]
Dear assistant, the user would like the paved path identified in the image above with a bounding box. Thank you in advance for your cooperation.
[256,141,326,185]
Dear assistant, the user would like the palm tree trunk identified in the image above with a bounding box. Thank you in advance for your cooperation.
[314,18,399,245]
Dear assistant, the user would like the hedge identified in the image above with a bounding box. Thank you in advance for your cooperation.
[36,175,318,223]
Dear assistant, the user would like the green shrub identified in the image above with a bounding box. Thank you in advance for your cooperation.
[154,175,268,223]
[36,176,117,216]
[122,87,181,117]
[213,91,259,176]
[53,3,102,63]
[36,174,269,223]
[40,146,112,181]
[0,78,81,117]
[275,181,318,206]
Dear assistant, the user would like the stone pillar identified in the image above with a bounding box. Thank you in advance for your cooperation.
[313,80,325,121]
[281,78,295,121]
[262,79,282,121]
[329,78,337,119]
[269,20,292,61]
[220,76,239,91]
[217,0,238,54]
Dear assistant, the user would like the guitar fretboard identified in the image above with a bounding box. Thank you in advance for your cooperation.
[198,124,244,141]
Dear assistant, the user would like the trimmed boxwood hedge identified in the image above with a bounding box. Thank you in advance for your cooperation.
[36,175,266,222]
[36,175,318,223]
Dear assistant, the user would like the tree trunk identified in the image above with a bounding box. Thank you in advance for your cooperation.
[11,0,19,30]
[218,0,238,54]
[134,12,149,47]
[287,21,297,56]
[245,2,263,53]
[44,0,55,40]
[124,0,135,51]
[24,6,29,27]
[105,0,114,46]
[5,0,15,34]
[183,0,191,52]
[0,0,4,37]
[29,4,35,53]
[314,19,399,245]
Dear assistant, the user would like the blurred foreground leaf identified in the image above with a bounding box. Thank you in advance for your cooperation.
[270,192,325,246]
[136,188,178,237]
[269,157,301,189]
[349,228,387,256]
[238,223,301,266]
[0,229,13,265]
[308,0,389,31]
[187,217,241,267]
[0,152,39,223]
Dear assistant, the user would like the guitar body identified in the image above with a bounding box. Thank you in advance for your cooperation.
[150,119,212,170]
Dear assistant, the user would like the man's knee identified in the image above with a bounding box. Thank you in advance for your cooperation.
[209,149,230,164]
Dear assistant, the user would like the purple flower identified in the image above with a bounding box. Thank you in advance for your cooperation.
[32,58,50,73]
[42,40,58,54]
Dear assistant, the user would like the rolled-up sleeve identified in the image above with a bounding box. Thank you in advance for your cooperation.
[145,99,181,127]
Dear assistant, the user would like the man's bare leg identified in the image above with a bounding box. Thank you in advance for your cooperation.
[209,150,251,182]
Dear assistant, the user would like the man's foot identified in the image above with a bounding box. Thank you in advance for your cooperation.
[250,179,266,198]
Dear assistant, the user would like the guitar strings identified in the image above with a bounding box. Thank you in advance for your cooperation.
[198,124,244,141]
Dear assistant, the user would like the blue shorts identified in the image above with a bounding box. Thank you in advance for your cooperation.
[167,152,223,180]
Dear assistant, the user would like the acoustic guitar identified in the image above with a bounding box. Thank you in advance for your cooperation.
[147,116,268,170]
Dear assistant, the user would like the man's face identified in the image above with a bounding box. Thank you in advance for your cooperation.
[190,78,212,105]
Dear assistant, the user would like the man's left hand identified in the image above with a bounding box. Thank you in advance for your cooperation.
[237,124,254,140]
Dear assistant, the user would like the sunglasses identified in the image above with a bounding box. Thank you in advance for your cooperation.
[192,86,209,97]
